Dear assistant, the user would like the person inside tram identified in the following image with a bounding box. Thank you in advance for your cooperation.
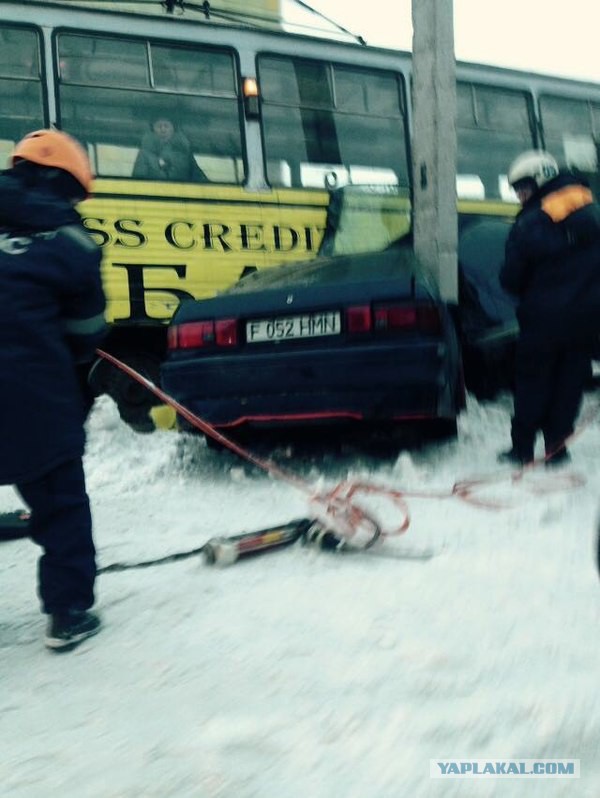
[132,117,208,183]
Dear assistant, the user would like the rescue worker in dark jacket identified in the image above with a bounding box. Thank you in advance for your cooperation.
[498,150,600,467]
[0,129,107,651]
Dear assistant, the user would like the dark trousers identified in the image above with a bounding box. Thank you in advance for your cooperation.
[16,458,96,615]
[511,342,591,458]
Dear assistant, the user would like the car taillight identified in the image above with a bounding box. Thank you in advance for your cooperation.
[346,305,372,333]
[416,305,443,334]
[374,305,417,330]
[373,303,443,334]
[215,318,238,346]
[168,319,238,350]
[168,321,215,349]
[167,325,178,350]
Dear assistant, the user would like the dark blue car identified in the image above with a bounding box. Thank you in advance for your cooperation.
[162,188,466,441]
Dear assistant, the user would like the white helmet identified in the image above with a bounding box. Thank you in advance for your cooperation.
[507,150,559,189]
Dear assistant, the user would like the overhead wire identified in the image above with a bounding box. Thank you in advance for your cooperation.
[42,0,366,42]
[288,0,366,44]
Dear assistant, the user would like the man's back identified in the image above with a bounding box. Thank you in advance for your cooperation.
[501,172,600,347]
[0,173,106,484]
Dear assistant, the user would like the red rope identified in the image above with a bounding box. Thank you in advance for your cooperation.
[95,350,592,550]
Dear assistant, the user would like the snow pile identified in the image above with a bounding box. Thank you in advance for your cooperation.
[1,391,599,797]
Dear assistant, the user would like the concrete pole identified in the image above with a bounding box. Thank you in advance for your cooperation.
[411,0,458,302]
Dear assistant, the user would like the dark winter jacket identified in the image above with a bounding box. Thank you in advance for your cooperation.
[501,172,600,348]
[0,172,107,484]
[132,130,208,183]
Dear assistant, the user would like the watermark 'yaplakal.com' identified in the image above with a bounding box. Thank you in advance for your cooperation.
[430,759,580,779]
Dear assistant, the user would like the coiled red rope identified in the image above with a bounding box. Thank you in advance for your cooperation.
[96,350,591,550]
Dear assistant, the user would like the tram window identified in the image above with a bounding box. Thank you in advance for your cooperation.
[498,176,518,203]
[259,58,300,104]
[0,26,44,144]
[539,96,600,186]
[260,57,332,107]
[0,26,39,78]
[349,166,398,185]
[0,138,14,166]
[87,143,138,178]
[57,34,244,184]
[593,105,600,137]
[457,82,535,200]
[59,34,149,88]
[473,85,531,130]
[294,62,333,107]
[540,95,593,135]
[151,44,236,95]
[259,55,408,189]
[301,164,350,188]
[334,67,402,117]
[456,175,485,200]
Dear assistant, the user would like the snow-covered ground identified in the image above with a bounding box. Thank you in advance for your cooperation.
[1,389,599,798]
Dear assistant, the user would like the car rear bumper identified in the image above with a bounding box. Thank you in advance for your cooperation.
[162,339,459,427]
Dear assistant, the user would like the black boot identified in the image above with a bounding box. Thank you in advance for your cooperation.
[497,448,532,467]
[545,446,571,468]
[45,609,101,652]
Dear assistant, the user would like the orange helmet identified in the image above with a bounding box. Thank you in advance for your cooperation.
[12,129,93,196]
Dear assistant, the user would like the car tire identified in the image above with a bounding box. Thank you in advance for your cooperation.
[425,418,458,442]
[91,351,162,433]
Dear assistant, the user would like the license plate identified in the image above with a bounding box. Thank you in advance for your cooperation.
[246,311,341,343]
